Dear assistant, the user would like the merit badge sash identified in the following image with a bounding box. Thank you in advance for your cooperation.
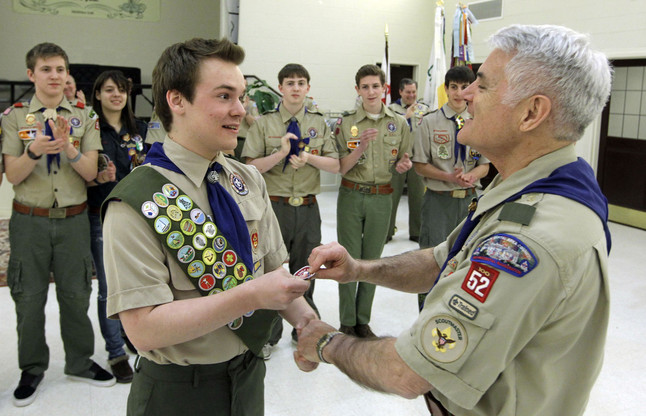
[103,166,279,357]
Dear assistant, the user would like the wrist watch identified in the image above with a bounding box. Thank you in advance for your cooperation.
[25,142,42,160]
[316,331,343,364]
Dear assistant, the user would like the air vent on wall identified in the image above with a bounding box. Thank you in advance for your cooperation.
[468,0,503,21]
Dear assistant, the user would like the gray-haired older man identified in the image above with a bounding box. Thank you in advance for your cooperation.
[296,24,612,416]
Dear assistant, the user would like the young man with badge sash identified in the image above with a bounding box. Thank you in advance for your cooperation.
[2,42,115,408]
[242,64,339,353]
[387,78,429,243]
[413,66,490,308]
[332,64,413,338]
[296,25,612,416]
[101,38,317,416]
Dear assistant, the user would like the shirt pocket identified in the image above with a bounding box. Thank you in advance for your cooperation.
[307,137,324,155]
[416,291,496,374]
[238,194,270,273]
[265,137,283,155]
[384,134,403,162]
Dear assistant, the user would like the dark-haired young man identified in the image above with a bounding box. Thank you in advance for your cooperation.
[243,64,339,353]
[102,38,316,415]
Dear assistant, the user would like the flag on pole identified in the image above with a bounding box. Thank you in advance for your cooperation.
[452,3,478,68]
[381,24,391,105]
[423,2,448,110]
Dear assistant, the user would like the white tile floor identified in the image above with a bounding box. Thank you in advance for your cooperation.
[0,190,644,415]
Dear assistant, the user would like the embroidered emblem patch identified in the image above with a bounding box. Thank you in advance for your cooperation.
[250,230,259,252]
[213,262,227,279]
[202,248,216,265]
[387,122,396,132]
[433,131,450,144]
[180,219,196,235]
[203,222,217,238]
[177,246,196,263]
[347,140,360,149]
[148,121,161,129]
[449,294,479,320]
[199,274,216,291]
[461,262,500,303]
[228,317,242,330]
[162,184,179,199]
[154,216,171,234]
[230,172,248,196]
[19,128,38,140]
[391,148,398,157]
[311,149,319,155]
[223,250,237,267]
[166,205,182,221]
[213,236,226,252]
[141,201,159,219]
[188,260,205,277]
[69,117,82,128]
[471,234,537,277]
[223,276,237,290]
[153,192,169,208]
[234,263,248,280]
[166,232,184,250]
[190,208,206,225]
[421,315,467,363]
[176,195,193,211]
[192,233,207,250]
[308,127,318,138]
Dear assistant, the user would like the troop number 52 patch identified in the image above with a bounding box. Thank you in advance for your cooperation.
[461,262,499,303]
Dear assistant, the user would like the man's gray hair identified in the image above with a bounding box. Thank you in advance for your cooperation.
[491,24,612,141]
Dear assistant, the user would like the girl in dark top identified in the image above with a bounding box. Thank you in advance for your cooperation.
[88,70,148,383]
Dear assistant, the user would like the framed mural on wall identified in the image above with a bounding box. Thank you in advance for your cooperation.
[13,0,160,21]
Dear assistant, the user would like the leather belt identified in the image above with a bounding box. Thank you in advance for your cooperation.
[13,200,87,218]
[341,178,393,195]
[269,195,317,207]
[430,188,476,199]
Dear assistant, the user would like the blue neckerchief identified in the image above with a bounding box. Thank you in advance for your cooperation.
[39,106,66,174]
[279,103,309,172]
[144,142,254,272]
[441,107,466,163]
[422,157,611,310]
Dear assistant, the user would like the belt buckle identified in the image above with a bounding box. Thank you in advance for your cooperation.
[49,207,67,219]
[452,190,467,199]
[288,196,303,207]
[357,185,372,194]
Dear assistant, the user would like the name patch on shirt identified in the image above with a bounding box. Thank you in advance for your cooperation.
[471,234,537,277]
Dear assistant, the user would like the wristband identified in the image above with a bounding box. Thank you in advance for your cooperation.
[316,331,343,364]
[25,142,42,160]
[68,150,82,163]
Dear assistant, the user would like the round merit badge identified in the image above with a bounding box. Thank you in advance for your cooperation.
[162,183,179,199]
[213,236,226,253]
[166,232,184,249]
[223,276,237,290]
[421,314,468,363]
[192,233,207,250]
[190,208,206,225]
[176,195,193,211]
[187,260,205,278]
[223,250,237,267]
[141,201,159,219]
[213,261,227,279]
[180,219,197,235]
[199,274,216,291]
[166,205,183,221]
[233,263,248,280]
[203,222,217,239]
[229,172,248,196]
[177,245,196,263]
[202,248,216,265]
[228,317,242,330]
[154,216,171,234]
[153,192,169,208]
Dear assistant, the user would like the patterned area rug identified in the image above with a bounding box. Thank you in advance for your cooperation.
[0,219,8,286]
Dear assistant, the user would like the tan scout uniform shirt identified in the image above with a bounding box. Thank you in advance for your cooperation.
[242,104,338,197]
[238,99,260,139]
[396,145,609,416]
[388,100,429,133]
[103,137,288,365]
[412,104,489,192]
[145,111,166,145]
[1,96,101,207]
[334,103,412,185]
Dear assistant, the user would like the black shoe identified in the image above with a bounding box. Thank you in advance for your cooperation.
[355,323,377,338]
[13,371,44,407]
[68,361,116,387]
[409,236,420,243]
[339,324,356,336]
[109,356,133,384]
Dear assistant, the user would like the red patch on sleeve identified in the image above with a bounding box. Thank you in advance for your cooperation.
[95,120,100,130]
[461,262,499,303]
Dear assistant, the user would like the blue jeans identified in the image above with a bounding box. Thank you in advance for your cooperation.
[89,212,126,360]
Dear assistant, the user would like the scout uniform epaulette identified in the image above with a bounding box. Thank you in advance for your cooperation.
[342,109,355,117]
[102,166,279,357]
[74,101,85,109]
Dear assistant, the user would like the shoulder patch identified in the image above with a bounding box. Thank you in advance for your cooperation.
[498,202,536,226]
[421,314,468,363]
[471,234,537,277]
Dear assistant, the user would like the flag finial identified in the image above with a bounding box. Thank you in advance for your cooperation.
[385,24,389,39]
